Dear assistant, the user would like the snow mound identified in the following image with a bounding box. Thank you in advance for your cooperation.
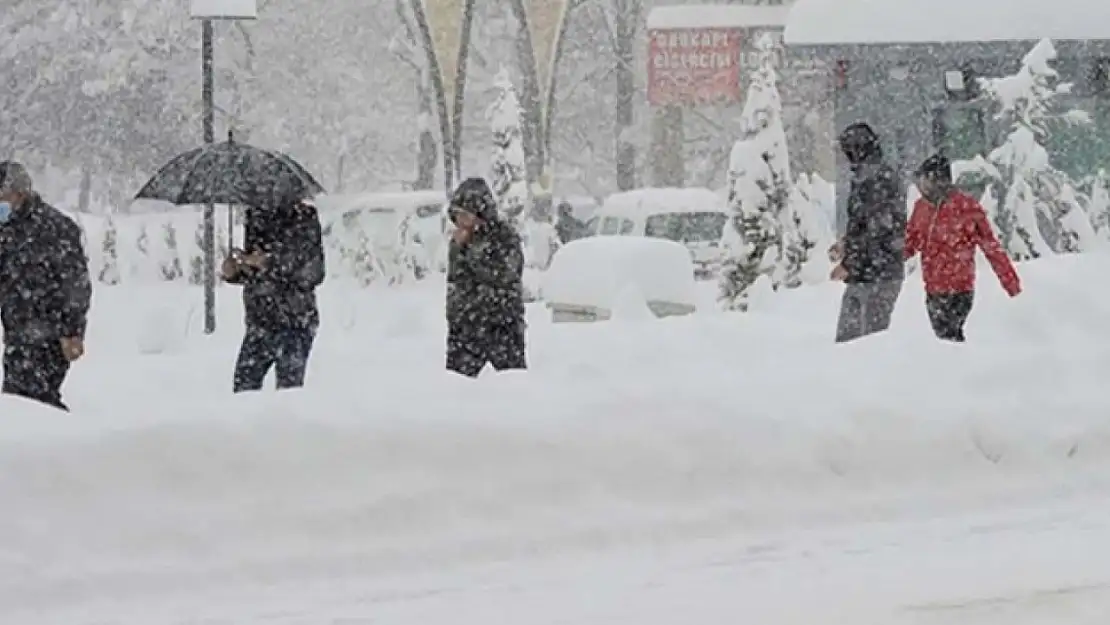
[543,237,698,310]
[2,254,1110,602]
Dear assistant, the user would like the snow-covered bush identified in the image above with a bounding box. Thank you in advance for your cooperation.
[130,221,160,282]
[158,218,184,281]
[1082,170,1110,239]
[780,173,826,287]
[99,216,121,285]
[188,220,205,285]
[1053,180,1098,252]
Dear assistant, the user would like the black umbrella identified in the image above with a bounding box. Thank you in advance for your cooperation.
[134,131,325,210]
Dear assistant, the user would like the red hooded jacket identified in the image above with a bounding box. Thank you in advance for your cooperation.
[904,190,1021,296]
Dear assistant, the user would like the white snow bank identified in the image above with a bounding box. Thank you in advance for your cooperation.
[785,0,1110,45]
[542,237,698,310]
[2,254,1110,599]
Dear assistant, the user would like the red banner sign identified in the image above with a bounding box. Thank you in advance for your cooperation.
[647,28,742,106]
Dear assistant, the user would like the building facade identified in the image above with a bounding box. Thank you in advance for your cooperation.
[784,0,1110,234]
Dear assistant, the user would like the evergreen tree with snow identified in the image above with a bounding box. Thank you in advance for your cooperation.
[718,32,793,309]
[99,216,120,285]
[487,67,531,225]
[981,38,1093,257]
[718,139,781,311]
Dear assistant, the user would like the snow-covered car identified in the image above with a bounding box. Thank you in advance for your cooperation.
[542,237,698,323]
[315,190,447,281]
[585,187,728,279]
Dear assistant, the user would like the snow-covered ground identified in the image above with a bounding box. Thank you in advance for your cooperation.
[3,253,1110,623]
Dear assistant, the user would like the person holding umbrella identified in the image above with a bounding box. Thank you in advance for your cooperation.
[222,198,326,391]
[133,132,327,390]
[0,161,91,411]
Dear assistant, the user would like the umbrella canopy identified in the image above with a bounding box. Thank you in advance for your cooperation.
[134,131,325,209]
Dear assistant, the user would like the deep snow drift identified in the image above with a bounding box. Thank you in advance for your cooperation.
[2,253,1110,623]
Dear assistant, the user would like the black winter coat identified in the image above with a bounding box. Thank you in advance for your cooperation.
[226,204,325,329]
[0,195,92,344]
[842,162,906,284]
[446,219,525,345]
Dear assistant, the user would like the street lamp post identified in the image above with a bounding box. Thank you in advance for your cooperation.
[190,0,258,334]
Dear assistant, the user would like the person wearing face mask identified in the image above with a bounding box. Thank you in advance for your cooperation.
[905,154,1021,342]
[0,161,92,411]
[445,177,526,377]
[828,123,907,343]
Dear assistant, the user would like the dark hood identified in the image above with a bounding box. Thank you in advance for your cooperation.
[450,177,499,224]
[839,122,883,166]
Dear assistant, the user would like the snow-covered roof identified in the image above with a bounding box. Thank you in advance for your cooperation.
[647,5,790,30]
[190,0,258,19]
[598,188,725,218]
[785,0,1110,46]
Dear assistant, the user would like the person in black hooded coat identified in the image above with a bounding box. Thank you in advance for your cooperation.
[828,122,906,343]
[445,177,527,377]
[0,162,90,411]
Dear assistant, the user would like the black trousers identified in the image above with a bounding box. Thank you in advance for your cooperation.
[926,292,974,342]
[233,324,317,392]
[2,342,71,411]
[446,325,527,378]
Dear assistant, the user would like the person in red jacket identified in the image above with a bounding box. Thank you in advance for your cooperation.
[904,154,1022,342]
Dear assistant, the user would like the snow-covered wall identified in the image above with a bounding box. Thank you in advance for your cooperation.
[74,208,443,287]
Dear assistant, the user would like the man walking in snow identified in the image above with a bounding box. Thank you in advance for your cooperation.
[829,123,906,343]
[223,199,326,391]
[0,161,91,411]
[905,154,1022,342]
[446,177,527,377]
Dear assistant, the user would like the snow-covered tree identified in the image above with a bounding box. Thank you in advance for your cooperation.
[978,38,1093,258]
[718,33,792,309]
[718,140,781,312]
[487,67,531,224]
[487,67,559,270]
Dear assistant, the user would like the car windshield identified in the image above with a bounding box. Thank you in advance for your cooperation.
[644,211,727,243]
